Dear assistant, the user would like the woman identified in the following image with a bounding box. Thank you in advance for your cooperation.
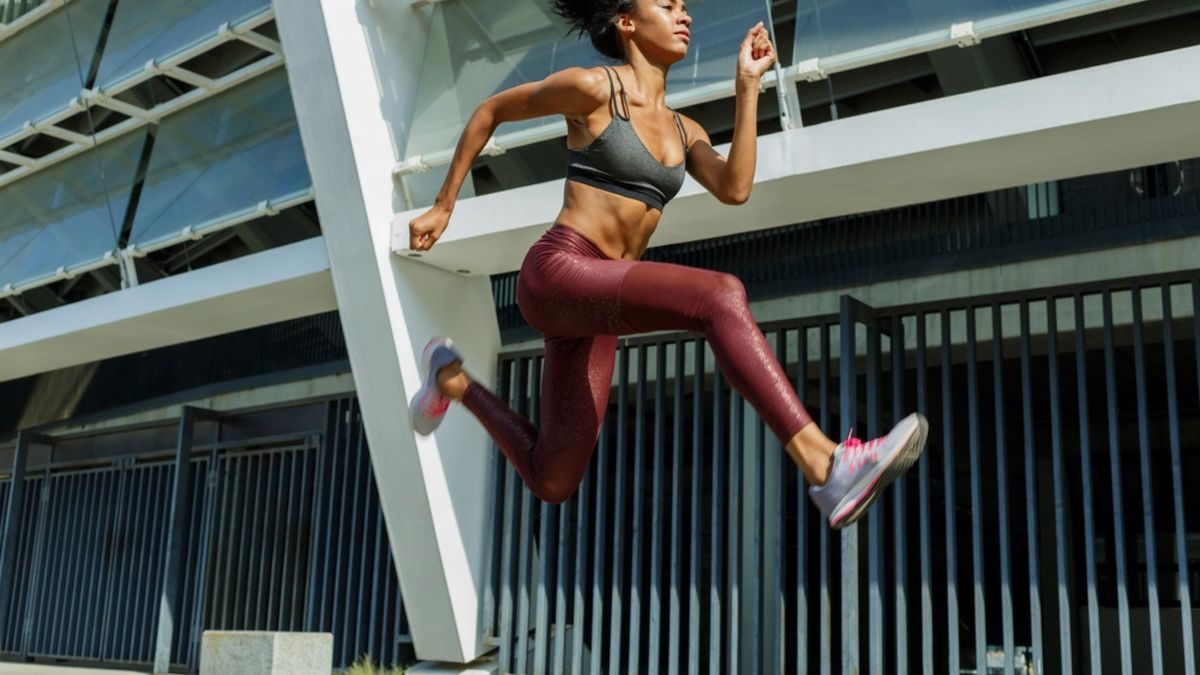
[406,0,927,529]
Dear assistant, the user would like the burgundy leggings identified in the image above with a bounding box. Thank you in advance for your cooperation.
[462,224,813,504]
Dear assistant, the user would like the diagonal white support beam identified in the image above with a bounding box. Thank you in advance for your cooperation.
[0,237,335,381]
[34,123,91,146]
[275,0,498,663]
[0,150,35,167]
[236,30,283,56]
[159,63,217,91]
[391,43,1200,278]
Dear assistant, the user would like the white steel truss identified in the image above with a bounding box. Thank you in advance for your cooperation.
[0,5,317,303]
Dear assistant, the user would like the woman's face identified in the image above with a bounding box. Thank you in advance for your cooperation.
[622,0,693,64]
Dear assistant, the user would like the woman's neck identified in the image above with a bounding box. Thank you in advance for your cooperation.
[619,50,670,109]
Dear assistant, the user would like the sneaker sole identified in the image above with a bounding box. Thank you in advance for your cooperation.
[409,337,456,436]
[829,414,929,529]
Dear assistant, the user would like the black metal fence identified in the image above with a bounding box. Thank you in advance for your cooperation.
[0,396,411,672]
[486,268,1200,674]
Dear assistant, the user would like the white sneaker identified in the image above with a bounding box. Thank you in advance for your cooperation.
[807,413,928,529]
[408,337,462,436]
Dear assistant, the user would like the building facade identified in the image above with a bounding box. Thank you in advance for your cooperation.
[0,0,1198,673]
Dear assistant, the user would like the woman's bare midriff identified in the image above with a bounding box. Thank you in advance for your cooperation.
[555,181,662,261]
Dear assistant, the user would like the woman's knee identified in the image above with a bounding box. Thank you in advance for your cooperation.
[702,273,750,321]
[525,439,594,505]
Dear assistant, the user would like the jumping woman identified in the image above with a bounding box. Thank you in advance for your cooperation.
[406,0,928,529]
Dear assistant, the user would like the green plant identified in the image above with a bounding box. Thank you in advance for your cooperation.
[344,654,406,675]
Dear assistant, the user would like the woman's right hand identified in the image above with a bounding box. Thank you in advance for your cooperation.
[409,203,451,252]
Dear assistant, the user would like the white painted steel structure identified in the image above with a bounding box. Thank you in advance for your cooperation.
[3,0,1199,669]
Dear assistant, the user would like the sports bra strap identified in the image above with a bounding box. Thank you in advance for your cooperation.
[671,111,688,149]
[603,66,632,120]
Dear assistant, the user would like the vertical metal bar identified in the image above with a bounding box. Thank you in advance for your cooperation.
[1073,293,1102,671]
[867,319,884,675]
[516,359,537,675]
[628,344,648,674]
[819,324,832,675]
[1162,284,1197,674]
[838,297,859,675]
[552,433,571,675]
[891,316,908,675]
[1131,287,1164,675]
[966,307,987,673]
[0,432,33,646]
[533,357,553,675]
[569,429,591,675]
[650,343,667,673]
[669,342,684,675]
[796,327,809,675]
[1019,301,1045,674]
[154,407,201,673]
[751,370,764,675]
[916,313,933,674]
[992,304,1015,675]
[609,343,630,671]
[728,349,744,675]
[1047,297,1074,675]
[304,403,333,634]
[498,362,519,672]
[1101,292,1134,675]
[689,338,703,675]
[589,387,612,675]
[710,361,725,675]
[772,330,786,675]
[940,309,960,675]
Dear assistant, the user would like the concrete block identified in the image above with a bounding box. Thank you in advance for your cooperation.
[200,631,333,675]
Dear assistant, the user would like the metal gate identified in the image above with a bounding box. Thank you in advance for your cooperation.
[486,269,1200,675]
[0,396,412,672]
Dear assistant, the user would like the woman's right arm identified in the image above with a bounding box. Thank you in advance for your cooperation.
[408,66,608,252]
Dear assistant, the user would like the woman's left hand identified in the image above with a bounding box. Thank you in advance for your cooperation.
[736,21,777,84]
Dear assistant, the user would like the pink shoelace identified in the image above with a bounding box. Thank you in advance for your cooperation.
[840,428,882,475]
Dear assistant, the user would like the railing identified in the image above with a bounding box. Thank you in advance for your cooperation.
[0,396,412,673]
[485,268,1200,674]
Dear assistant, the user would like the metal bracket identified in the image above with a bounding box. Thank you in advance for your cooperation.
[480,136,505,157]
[795,57,826,82]
[393,155,432,176]
[950,21,981,47]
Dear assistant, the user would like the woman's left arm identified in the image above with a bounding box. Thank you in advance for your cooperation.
[682,21,777,205]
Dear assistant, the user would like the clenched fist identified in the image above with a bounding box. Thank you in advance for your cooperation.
[736,21,777,83]
[409,203,451,252]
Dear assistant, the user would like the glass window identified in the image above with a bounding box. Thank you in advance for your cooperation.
[793,0,1124,66]
[407,0,770,158]
[0,131,142,289]
[94,0,271,92]
[0,0,108,141]
[127,68,311,250]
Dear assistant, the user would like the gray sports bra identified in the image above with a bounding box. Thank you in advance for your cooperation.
[565,65,688,212]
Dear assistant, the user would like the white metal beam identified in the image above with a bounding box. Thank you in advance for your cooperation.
[0,7,277,190]
[390,43,1200,277]
[0,237,335,382]
[275,0,500,663]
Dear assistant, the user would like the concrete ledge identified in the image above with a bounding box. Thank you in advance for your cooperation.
[200,631,333,675]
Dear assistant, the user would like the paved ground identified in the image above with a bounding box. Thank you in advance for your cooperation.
[0,665,148,674]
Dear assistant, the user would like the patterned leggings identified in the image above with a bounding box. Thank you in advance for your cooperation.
[461,224,813,503]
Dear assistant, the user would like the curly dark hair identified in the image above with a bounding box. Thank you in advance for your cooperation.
[551,0,638,61]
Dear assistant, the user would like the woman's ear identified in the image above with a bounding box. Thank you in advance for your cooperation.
[614,11,635,37]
